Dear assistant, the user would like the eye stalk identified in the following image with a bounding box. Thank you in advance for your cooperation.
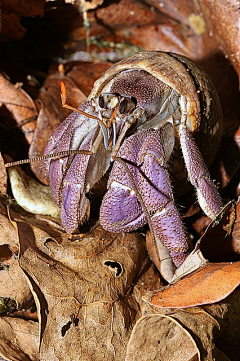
[99,93,136,116]
[98,93,119,110]
[119,97,136,115]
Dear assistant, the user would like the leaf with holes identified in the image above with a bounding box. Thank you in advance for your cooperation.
[0,202,33,310]
[17,221,147,361]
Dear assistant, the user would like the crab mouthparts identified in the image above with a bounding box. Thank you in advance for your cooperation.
[97,103,146,156]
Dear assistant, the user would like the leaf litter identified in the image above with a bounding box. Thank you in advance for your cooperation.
[0,0,240,360]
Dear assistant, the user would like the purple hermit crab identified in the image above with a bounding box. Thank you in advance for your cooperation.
[43,51,223,280]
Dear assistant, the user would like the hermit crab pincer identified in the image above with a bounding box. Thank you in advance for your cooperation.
[42,51,223,280]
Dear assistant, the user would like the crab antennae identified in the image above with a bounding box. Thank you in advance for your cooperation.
[61,81,110,149]
[5,149,93,168]
[60,81,99,122]
[5,83,118,169]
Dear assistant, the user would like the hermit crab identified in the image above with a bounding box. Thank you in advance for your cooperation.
[8,51,224,281]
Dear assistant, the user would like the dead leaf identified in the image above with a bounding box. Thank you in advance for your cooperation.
[199,0,240,77]
[0,73,38,144]
[0,0,44,42]
[0,153,7,194]
[7,164,60,218]
[2,0,44,17]
[203,287,240,360]
[66,62,112,96]
[137,298,233,361]
[145,261,240,308]
[125,314,200,361]
[0,317,39,361]
[0,205,33,310]
[132,263,163,309]
[17,222,147,360]
[95,0,169,29]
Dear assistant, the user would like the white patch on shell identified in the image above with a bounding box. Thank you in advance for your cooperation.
[111,180,135,195]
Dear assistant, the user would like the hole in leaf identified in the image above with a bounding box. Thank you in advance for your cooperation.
[61,321,72,337]
[104,260,123,277]
[0,245,12,270]
[44,238,56,247]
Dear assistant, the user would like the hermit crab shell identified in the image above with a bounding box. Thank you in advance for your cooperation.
[89,51,223,196]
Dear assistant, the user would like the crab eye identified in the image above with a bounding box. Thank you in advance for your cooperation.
[99,93,119,109]
[119,97,136,115]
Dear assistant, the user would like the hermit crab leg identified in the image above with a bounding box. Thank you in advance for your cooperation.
[179,123,223,218]
[112,155,177,282]
[100,124,191,281]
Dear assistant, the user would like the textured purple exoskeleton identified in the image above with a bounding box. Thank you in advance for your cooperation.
[43,51,223,281]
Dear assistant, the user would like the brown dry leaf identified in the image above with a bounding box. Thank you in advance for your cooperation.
[0,153,7,194]
[0,73,38,144]
[130,259,231,360]
[0,317,39,361]
[17,222,147,361]
[0,0,44,42]
[138,284,240,360]
[7,164,60,218]
[66,62,112,96]
[203,287,240,360]
[90,0,216,61]
[95,0,169,29]
[29,70,86,184]
[0,12,27,42]
[125,314,200,361]
[82,0,104,11]
[0,203,33,310]
[146,261,240,309]
[199,0,240,77]
[2,0,44,17]
[132,263,163,310]
[135,300,233,361]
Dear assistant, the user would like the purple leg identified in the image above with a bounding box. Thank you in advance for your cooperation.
[179,124,223,218]
[100,126,191,272]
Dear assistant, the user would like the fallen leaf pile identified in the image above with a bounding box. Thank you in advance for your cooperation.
[0,0,240,360]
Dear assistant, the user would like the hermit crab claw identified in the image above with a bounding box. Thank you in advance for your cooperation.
[100,124,191,271]
[42,100,112,233]
[42,80,149,233]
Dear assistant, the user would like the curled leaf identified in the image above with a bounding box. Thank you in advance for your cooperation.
[0,317,39,361]
[145,261,240,308]
[125,314,200,361]
[8,165,60,218]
